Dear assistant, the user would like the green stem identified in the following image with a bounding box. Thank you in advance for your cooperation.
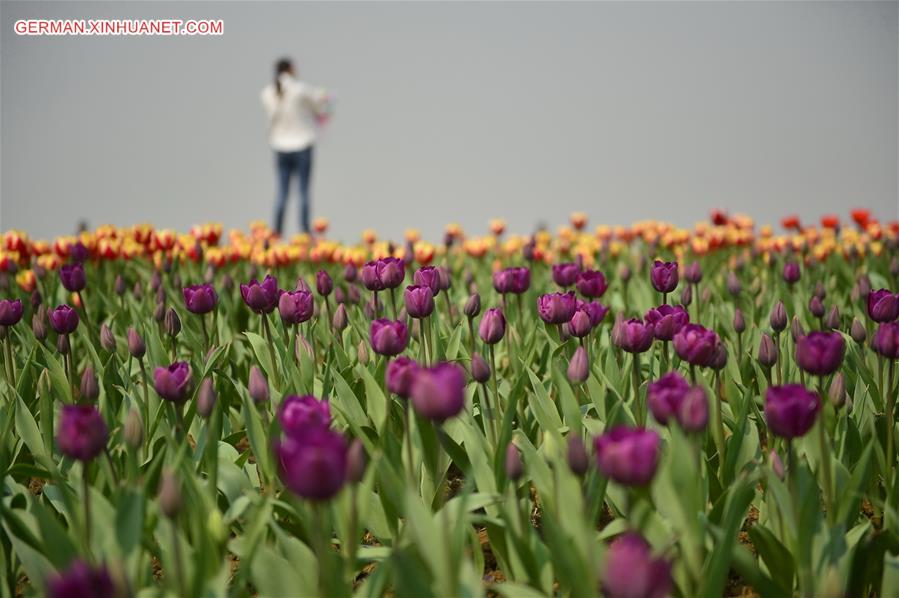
[261,314,281,389]
[886,360,895,516]
[632,353,642,426]
[403,400,416,484]
[171,518,187,597]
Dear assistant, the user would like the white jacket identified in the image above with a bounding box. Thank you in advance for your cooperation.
[260,74,328,152]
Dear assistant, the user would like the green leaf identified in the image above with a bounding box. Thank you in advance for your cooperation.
[39,343,72,404]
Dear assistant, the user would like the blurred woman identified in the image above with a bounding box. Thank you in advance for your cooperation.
[260,58,332,235]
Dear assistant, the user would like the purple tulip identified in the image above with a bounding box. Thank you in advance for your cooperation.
[647,372,690,425]
[537,292,577,325]
[770,301,788,332]
[603,533,672,598]
[404,285,435,319]
[677,386,709,433]
[0,299,23,326]
[478,308,506,344]
[386,356,420,399]
[153,361,192,402]
[369,319,409,356]
[868,289,899,322]
[127,328,146,358]
[782,261,801,284]
[182,283,218,314]
[471,353,490,383]
[568,308,593,338]
[59,262,86,293]
[48,560,116,598]
[684,262,702,284]
[378,257,406,289]
[316,270,333,297]
[248,366,269,403]
[594,427,660,486]
[505,443,524,481]
[644,304,689,341]
[361,261,385,291]
[567,435,589,476]
[614,318,655,354]
[552,262,580,287]
[240,275,279,314]
[410,362,466,422]
[436,266,451,291]
[278,289,314,324]
[275,428,348,500]
[493,267,530,295]
[278,395,332,436]
[808,296,825,319]
[650,260,678,294]
[673,324,720,367]
[567,345,589,383]
[758,333,778,367]
[49,304,79,335]
[579,300,609,327]
[765,384,820,439]
[795,331,845,376]
[873,322,899,359]
[464,293,481,319]
[56,404,108,462]
[344,263,357,283]
[575,270,608,298]
[413,266,441,296]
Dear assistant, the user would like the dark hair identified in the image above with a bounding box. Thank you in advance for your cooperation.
[274,58,293,96]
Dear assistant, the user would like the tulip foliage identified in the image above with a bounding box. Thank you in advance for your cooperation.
[1,211,899,597]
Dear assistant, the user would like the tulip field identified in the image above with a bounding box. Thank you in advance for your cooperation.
[2,210,899,597]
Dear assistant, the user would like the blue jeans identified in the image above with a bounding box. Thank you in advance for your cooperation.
[273,147,313,235]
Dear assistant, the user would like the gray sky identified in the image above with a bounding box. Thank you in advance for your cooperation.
[2,1,897,242]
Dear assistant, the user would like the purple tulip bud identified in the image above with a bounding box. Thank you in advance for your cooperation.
[850,318,867,343]
[493,267,531,295]
[673,324,720,367]
[48,560,115,598]
[790,315,805,343]
[537,292,577,325]
[295,277,312,294]
[471,353,490,383]
[413,266,441,296]
[758,333,778,367]
[567,345,589,383]
[814,281,826,300]
[316,270,333,297]
[31,289,42,309]
[733,308,746,334]
[858,275,872,298]
[824,305,840,331]
[0,299,24,327]
[158,468,182,519]
[765,384,820,439]
[150,270,162,293]
[248,366,269,403]
[57,404,108,461]
[709,343,728,371]
[182,284,218,314]
[404,285,435,319]
[782,261,801,284]
[153,302,166,323]
[568,308,593,338]
[769,449,785,479]
[726,271,742,296]
[505,443,524,481]
[56,333,70,355]
[127,328,146,359]
[644,304,689,341]
[32,313,47,341]
[99,324,116,353]
[770,301,788,332]
[278,290,314,325]
[648,372,690,425]
[378,257,406,289]
[410,362,466,422]
[197,378,217,418]
[332,303,348,331]
[124,408,143,448]
[347,439,367,484]
[795,331,845,376]
[153,361,192,402]
[240,275,279,314]
[650,261,678,294]
[575,270,608,298]
[344,263,358,283]
[361,261,385,291]
[369,319,409,356]
[602,533,672,598]
[59,262,86,292]
[829,372,846,409]
[356,339,369,365]
[680,285,692,306]
[479,308,506,344]
[275,428,348,500]
[552,262,580,287]
[808,296,825,319]
[684,262,702,284]
[615,318,655,354]
[580,300,610,327]
[386,357,420,399]
[164,308,181,338]
[618,264,632,283]
[436,266,451,291]
[594,427,660,486]
[567,435,589,476]
[49,304,79,335]
[873,322,899,359]
[701,286,712,303]
[80,367,99,401]
[677,386,709,433]
[278,395,332,436]
[867,289,899,322]
[132,279,144,299]
[464,293,481,319]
